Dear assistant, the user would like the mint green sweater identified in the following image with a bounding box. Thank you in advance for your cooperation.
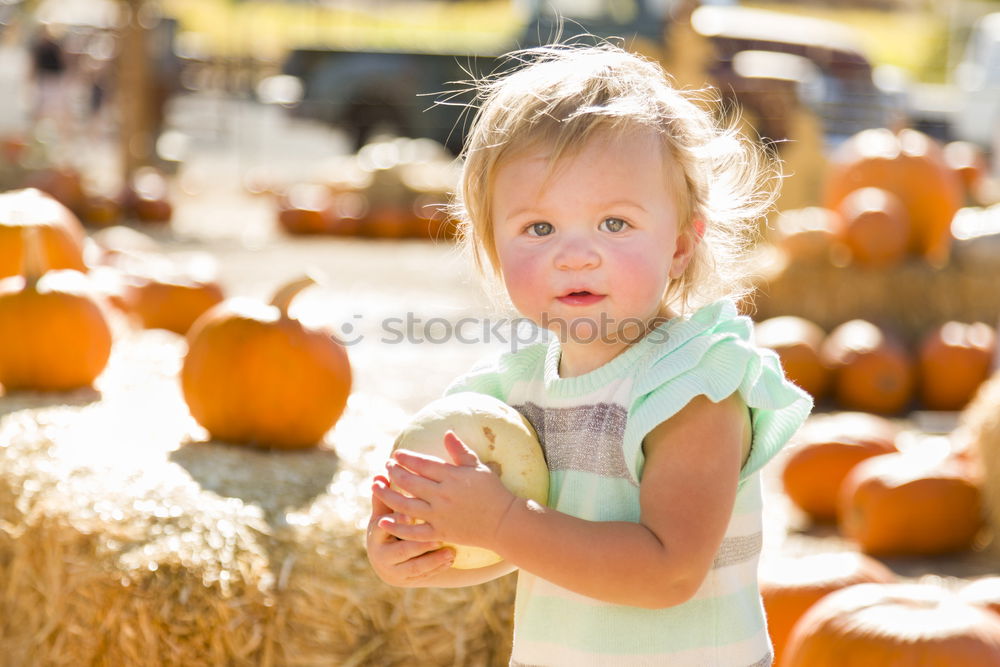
[446,299,812,666]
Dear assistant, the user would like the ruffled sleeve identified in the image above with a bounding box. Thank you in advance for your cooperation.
[624,300,813,485]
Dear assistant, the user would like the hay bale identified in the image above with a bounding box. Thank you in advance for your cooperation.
[965,371,1000,561]
[0,330,515,666]
[750,245,1000,345]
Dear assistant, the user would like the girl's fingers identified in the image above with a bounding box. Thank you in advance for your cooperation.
[372,477,430,517]
[382,537,450,565]
[443,430,480,466]
[386,459,440,499]
[370,478,393,515]
[399,547,455,581]
[378,514,437,541]
[391,449,450,481]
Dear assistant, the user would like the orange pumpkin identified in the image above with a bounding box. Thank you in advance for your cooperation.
[0,188,87,279]
[23,165,86,213]
[943,140,988,202]
[838,452,983,556]
[833,187,909,268]
[79,193,123,228]
[755,316,830,401]
[782,583,1000,666]
[820,319,915,415]
[0,133,29,164]
[781,412,899,522]
[277,184,334,235]
[0,227,112,391]
[919,321,996,411]
[760,552,895,665]
[123,274,225,335]
[770,207,839,264]
[326,191,366,236]
[181,275,351,449]
[823,128,963,266]
[365,204,413,239]
[123,167,173,224]
[133,194,173,224]
[960,577,1000,617]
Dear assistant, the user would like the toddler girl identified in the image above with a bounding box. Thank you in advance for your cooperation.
[367,43,812,666]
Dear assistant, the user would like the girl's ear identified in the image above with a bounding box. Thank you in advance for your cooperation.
[669,218,703,279]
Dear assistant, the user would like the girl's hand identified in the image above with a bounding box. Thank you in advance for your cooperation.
[374,431,516,552]
[366,474,456,586]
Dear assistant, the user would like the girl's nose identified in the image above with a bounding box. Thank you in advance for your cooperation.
[554,236,601,271]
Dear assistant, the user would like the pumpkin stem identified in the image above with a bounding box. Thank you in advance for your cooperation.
[270,272,322,317]
[21,224,48,286]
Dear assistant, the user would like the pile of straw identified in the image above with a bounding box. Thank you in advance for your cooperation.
[0,331,515,665]
[966,370,1000,560]
[750,245,1000,344]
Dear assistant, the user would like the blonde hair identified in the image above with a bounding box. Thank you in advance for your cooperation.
[452,42,779,314]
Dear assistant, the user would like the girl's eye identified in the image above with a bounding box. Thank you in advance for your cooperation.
[526,222,554,237]
[599,217,629,233]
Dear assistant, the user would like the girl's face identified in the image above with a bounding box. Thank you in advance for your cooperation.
[492,129,697,371]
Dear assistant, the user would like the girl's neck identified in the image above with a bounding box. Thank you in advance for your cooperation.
[555,308,677,378]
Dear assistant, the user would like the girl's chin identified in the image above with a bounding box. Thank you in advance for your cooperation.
[541,314,656,347]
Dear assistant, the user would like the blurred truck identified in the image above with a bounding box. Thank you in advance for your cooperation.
[280,1,891,154]
[953,11,1000,150]
[905,11,1000,152]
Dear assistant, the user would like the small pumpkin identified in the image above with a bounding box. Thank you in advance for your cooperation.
[755,316,830,401]
[79,192,123,228]
[820,319,915,415]
[823,127,963,265]
[833,187,909,268]
[123,272,225,335]
[0,188,88,279]
[276,183,334,235]
[181,275,351,449]
[391,392,549,569]
[23,165,86,213]
[133,194,173,224]
[325,191,366,237]
[760,551,895,665]
[769,207,839,264]
[0,227,112,391]
[782,583,1000,666]
[838,451,983,556]
[121,167,173,224]
[364,203,413,239]
[918,321,996,411]
[943,140,988,202]
[781,412,899,522]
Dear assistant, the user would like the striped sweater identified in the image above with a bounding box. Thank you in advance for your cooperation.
[445,299,812,666]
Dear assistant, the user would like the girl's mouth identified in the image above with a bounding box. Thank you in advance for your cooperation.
[557,290,606,306]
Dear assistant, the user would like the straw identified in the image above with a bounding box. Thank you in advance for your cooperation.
[0,329,515,665]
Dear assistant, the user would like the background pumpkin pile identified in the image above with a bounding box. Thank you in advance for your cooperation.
[272,136,460,240]
[755,314,997,415]
[752,127,1000,343]
[0,132,177,228]
[759,371,1000,665]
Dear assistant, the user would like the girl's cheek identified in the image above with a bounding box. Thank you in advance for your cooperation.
[499,250,544,308]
